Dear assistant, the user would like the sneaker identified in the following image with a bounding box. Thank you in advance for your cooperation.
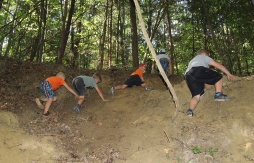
[145,86,153,90]
[35,98,44,110]
[43,111,50,116]
[214,93,232,101]
[187,109,194,116]
[109,87,115,95]
[73,104,81,114]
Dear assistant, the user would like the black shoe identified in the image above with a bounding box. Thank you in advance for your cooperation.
[73,104,81,113]
[43,111,50,116]
[214,93,232,101]
[186,109,194,116]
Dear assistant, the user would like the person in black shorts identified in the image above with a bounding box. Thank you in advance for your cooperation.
[185,49,235,116]
[72,72,108,113]
[109,64,152,95]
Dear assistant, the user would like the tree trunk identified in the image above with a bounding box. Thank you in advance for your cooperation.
[143,2,164,63]
[57,0,76,64]
[30,0,47,62]
[120,1,126,66]
[108,0,113,68]
[38,0,47,63]
[165,0,174,76]
[129,0,139,68]
[116,0,120,65]
[0,0,3,10]
[4,22,15,57]
[98,0,109,70]
[222,26,233,72]
[71,0,83,68]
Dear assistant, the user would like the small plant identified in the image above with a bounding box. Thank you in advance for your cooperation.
[193,146,202,154]
[176,157,182,163]
[208,148,218,156]
[192,146,218,157]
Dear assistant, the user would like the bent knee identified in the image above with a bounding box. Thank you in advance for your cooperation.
[79,96,85,100]
[193,95,201,100]
[53,97,57,101]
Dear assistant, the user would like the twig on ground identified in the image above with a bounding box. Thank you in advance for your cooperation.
[36,134,59,137]
[8,143,22,148]
[169,136,192,151]
[164,130,170,143]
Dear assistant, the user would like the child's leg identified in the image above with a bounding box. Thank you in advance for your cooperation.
[205,84,212,89]
[214,79,223,93]
[115,84,128,90]
[78,96,85,105]
[44,98,53,114]
[40,96,57,102]
[189,95,201,110]
[141,83,147,87]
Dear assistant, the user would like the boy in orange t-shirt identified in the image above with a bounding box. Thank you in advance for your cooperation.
[35,72,79,116]
[109,64,152,95]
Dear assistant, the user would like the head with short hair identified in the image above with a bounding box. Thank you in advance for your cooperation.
[93,72,102,83]
[160,49,166,54]
[197,49,209,56]
[56,72,65,80]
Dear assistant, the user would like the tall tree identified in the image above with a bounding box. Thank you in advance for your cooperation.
[0,0,3,10]
[108,0,113,68]
[129,0,139,68]
[165,0,174,75]
[98,0,109,70]
[30,0,47,62]
[57,0,76,64]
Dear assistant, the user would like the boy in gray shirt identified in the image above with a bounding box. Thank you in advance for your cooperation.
[72,73,108,113]
[185,49,235,116]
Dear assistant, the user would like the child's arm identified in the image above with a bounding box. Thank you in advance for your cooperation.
[140,75,145,82]
[63,84,79,99]
[210,60,235,81]
[94,86,108,102]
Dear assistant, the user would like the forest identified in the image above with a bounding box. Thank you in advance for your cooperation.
[1,0,253,75]
[1,0,254,162]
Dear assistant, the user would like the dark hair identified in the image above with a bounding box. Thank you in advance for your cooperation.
[93,72,102,83]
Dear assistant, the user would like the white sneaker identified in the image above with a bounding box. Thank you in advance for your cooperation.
[109,87,115,95]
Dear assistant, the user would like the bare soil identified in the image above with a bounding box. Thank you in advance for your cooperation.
[0,57,254,163]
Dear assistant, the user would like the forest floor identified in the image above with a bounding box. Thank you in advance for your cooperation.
[0,56,254,163]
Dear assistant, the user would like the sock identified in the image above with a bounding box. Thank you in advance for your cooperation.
[215,92,221,97]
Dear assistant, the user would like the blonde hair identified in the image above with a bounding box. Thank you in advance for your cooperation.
[56,72,66,80]
[197,49,209,56]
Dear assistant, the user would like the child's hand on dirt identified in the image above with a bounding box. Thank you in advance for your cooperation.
[227,74,235,81]
[103,99,109,102]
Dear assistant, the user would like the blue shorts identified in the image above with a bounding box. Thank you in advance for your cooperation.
[124,75,144,87]
[72,77,85,96]
[40,81,55,98]
[160,58,169,73]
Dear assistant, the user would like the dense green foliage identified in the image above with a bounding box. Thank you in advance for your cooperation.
[0,0,253,75]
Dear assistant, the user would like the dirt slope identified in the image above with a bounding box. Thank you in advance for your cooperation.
[0,57,254,163]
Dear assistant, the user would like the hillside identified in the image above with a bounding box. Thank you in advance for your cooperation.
[0,57,254,163]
